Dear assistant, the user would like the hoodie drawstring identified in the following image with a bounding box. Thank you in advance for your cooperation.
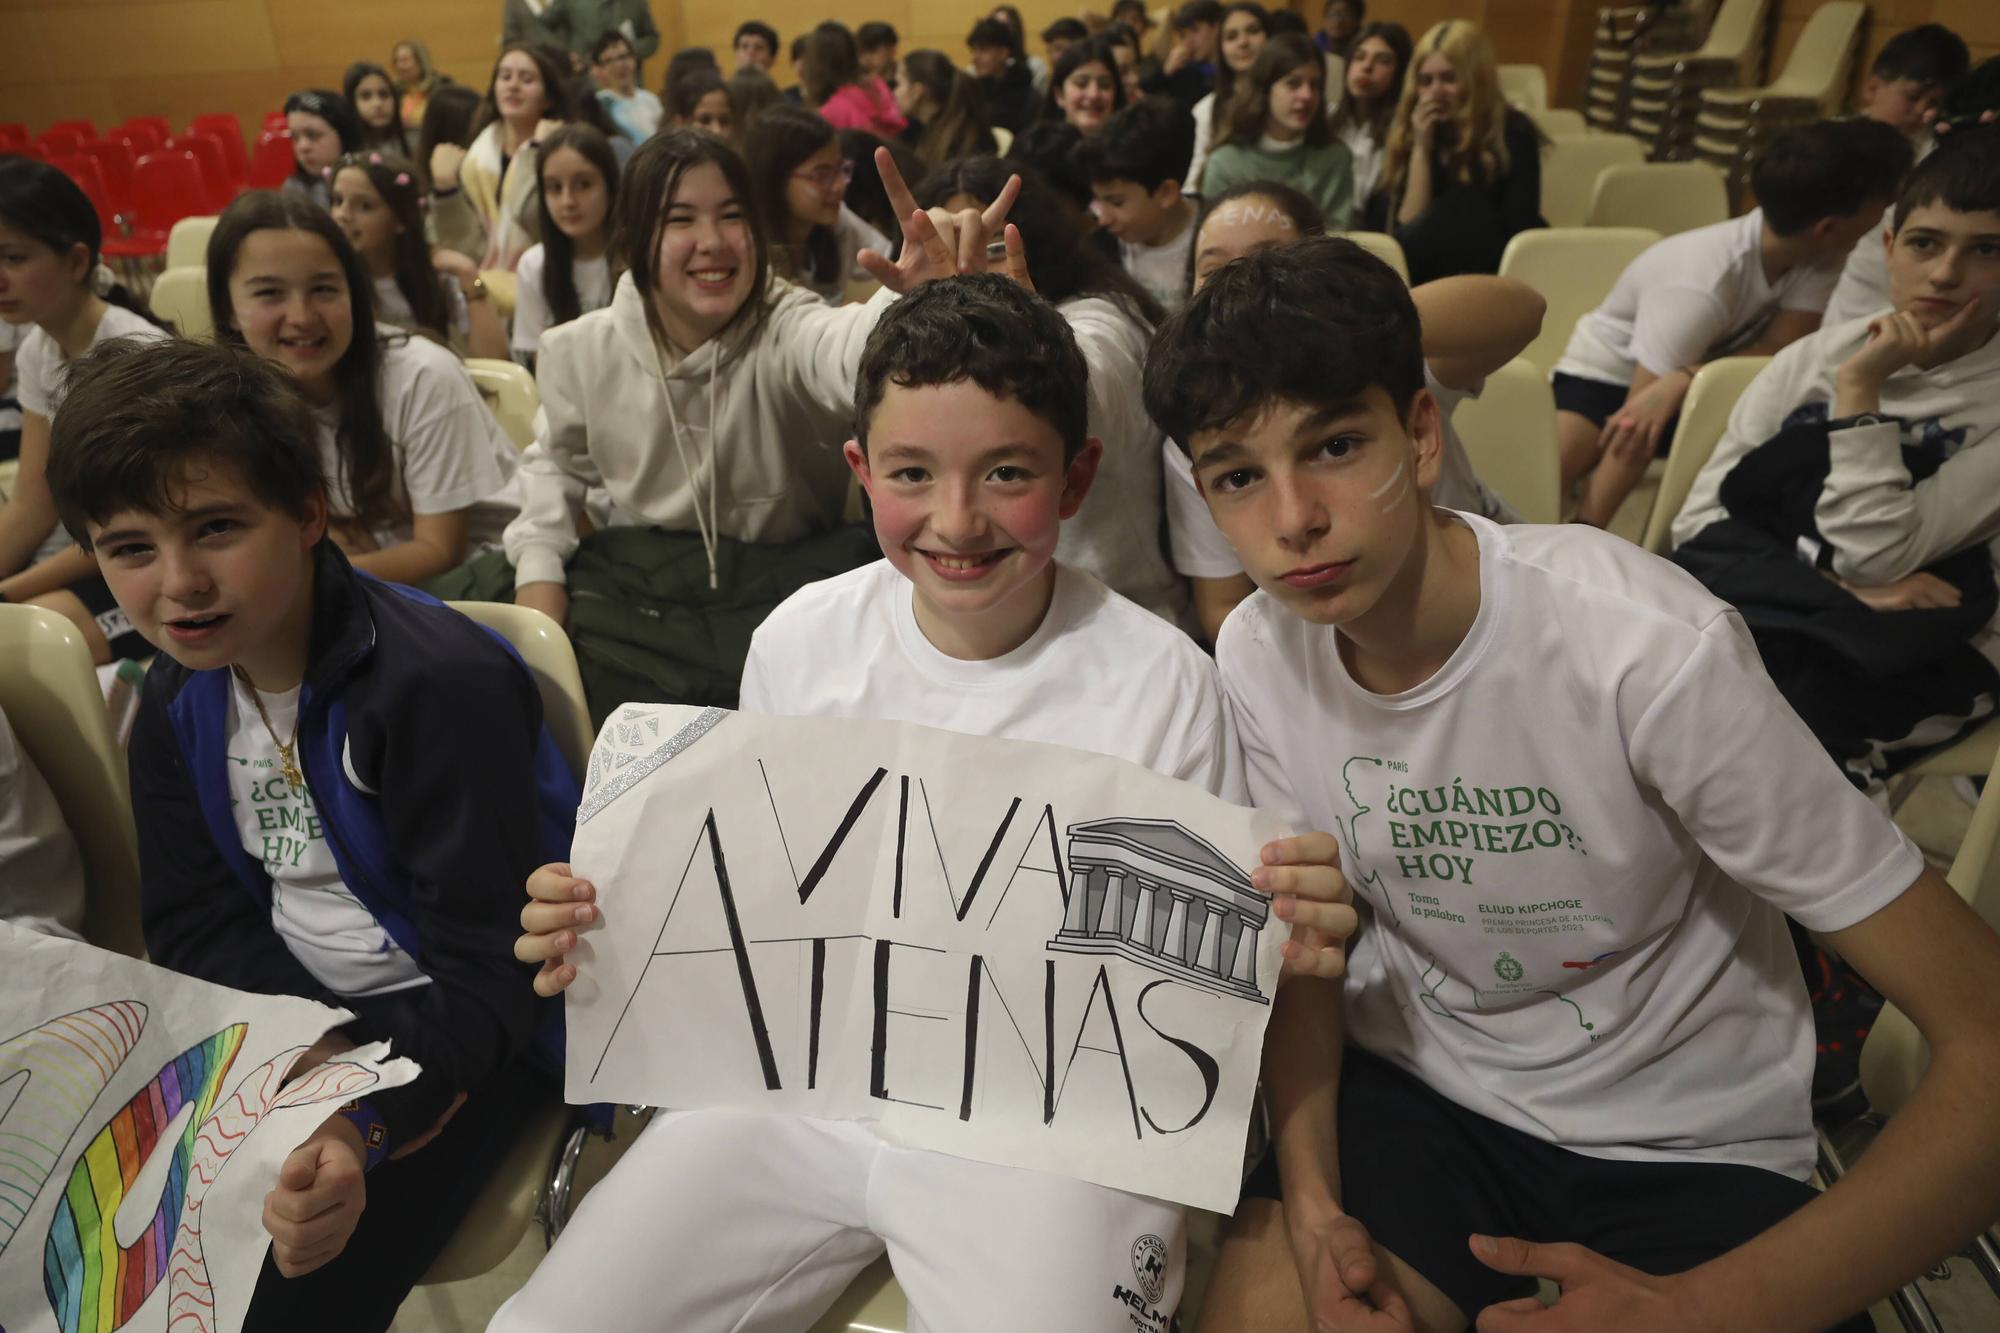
[658,348,723,591]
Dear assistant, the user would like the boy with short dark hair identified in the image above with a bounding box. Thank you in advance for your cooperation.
[500,273,1353,1331]
[734,19,779,72]
[1077,95,1200,312]
[1556,118,1912,527]
[969,16,1041,133]
[46,337,578,1332]
[591,30,662,141]
[856,20,899,80]
[1144,235,2000,1333]
[1144,0,1224,113]
[1042,15,1089,66]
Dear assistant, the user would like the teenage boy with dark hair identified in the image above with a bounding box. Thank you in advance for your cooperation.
[1042,15,1089,66]
[500,273,1355,1331]
[1144,235,2000,1333]
[969,16,1040,133]
[734,19,779,72]
[1077,95,1200,311]
[856,20,899,80]
[1557,118,1912,528]
[44,337,580,1333]
[1143,0,1224,113]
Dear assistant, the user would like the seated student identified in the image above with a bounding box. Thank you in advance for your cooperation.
[1330,20,1413,214]
[45,335,578,1333]
[805,21,908,140]
[662,47,722,119]
[968,16,1041,135]
[1047,36,1127,138]
[283,89,362,211]
[747,106,894,306]
[416,83,482,193]
[1200,33,1356,230]
[1317,0,1363,61]
[330,152,510,361]
[512,126,621,371]
[392,38,446,129]
[895,48,1000,165]
[501,272,1354,1332]
[1165,181,1543,643]
[1145,234,2000,1333]
[430,43,572,273]
[1077,96,1200,313]
[1100,18,1148,105]
[856,20,899,82]
[207,191,520,590]
[665,66,735,141]
[0,704,85,941]
[734,19,779,73]
[1363,20,1545,284]
[990,4,1051,94]
[1556,119,1911,529]
[0,159,173,664]
[728,64,785,129]
[1144,0,1224,115]
[1186,2,1269,201]
[346,62,415,157]
[537,0,660,73]
[1041,16,1088,69]
[921,156,1190,629]
[1826,33,1981,328]
[591,31,663,143]
[484,133,1019,703]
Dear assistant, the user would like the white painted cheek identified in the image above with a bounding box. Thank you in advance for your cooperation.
[1367,459,1410,513]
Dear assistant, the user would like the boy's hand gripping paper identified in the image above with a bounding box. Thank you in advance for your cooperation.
[565,705,1291,1212]
[0,923,418,1333]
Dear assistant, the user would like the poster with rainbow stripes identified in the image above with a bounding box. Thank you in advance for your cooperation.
[0,923,417,1333]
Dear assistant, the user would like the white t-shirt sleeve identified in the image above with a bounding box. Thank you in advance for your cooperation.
[512,245,551,355]
[1167,665,1247,804]
[1626,611,1923,933]
[385,341,514,516]
[738,633,776,714]
[14,330,55,418]
[1219,630,1304,826]
[1628,286,1734,378]
[1778,258,1841,314]
[1163,439,1245,579]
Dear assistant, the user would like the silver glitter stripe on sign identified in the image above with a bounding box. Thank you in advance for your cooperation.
[578,706,730,825]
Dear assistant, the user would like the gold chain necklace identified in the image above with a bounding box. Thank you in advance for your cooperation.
[236,668,305,796]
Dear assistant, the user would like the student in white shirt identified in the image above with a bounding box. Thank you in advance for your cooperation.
[1327,21,1412,214]
[1078,96,1199,314]
[591,31,663,143]
[1168,181,1541,643]
[504,274,1354,1333]
[329,152,510,361]
[1146,232,2000,1333]
[1556,119,1912,529]
[745,106,895,305]
[0,157,173,663]
[512,125,621,371]
[430,43,571,273]
[1185,2,1270,192]
[204,192,519,588]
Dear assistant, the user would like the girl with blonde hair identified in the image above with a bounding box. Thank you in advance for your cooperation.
[1363,20,1545,283]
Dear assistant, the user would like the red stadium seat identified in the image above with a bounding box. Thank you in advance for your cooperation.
[0,124,28,151]
[47,155,120,238]
[247,129,295,190]
[163,135,232,211]
[263,111,290,132]
[111,123,164,155]
[35,128,88,156]
[123,116,171,142]
[188,114,248,183]
[46,118,98,141]
[103,151,209,260]
[79,140,136,214]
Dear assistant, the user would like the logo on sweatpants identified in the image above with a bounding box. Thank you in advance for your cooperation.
[1130,1233,1168,1304]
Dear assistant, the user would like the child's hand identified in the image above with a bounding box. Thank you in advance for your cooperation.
[516,862,596,997]
[858,146,1024,292]
[1290,1206,1415,1331]
[429,142,467,192]
[1412,98,1447,149]
[1843,298,1990,399]
[432,248,480,282]
[1252,832,1360,980]
[1597,370,1690,465]
[1835,569,1963,612]
[263,1114,367,1278]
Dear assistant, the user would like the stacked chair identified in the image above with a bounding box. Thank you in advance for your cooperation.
[1692,2,1867,206]
[1585,0,1715,136]
[1627,0,1769,160]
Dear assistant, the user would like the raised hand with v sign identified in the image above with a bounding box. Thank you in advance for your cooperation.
[856,147,1035,294]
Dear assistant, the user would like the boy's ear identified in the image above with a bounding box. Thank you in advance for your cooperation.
[1059,437,1105,519]
[842,439,873,497]
[1154,179,1184,209]
[1405,388,1445,493]
[298,484,329,549]
[65,240,93,285]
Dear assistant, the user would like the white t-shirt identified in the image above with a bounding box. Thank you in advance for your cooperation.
[1221,513,1923,1178]
[741,559,1242,802]
[1335,118,1384,213]
[1824,205,1892,329]
[1119,214,1195,314]
[226,672,429,998]
[598,87,663,143]
[1555,210,1839,387]
[16,305,172,563]
[0,318,21,433]
[372,273,471,340]
[1164,366,1515,580]
[311,330,519,550]
[511,244,615,356]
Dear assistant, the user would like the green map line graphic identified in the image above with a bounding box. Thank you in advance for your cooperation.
[1334,756,1395,925]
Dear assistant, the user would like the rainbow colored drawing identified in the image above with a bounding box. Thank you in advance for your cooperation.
[0,1001,147,1262]
[40,1023,245,1333]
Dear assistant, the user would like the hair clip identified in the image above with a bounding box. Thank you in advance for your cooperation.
[321,165,334,180]
[369,151,383,165]
[394,171,411,187]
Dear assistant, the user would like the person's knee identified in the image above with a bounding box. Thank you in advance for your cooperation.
[1197,1200,1308,1332]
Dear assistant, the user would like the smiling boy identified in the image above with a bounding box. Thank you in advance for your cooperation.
[500,274,1355,1332]
[1078,97,1200,313]
[1144,236,2000,1333]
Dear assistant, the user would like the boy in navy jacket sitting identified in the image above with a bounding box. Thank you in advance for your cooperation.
[45,336,579,1333]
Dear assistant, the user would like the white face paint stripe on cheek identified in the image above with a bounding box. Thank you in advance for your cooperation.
[1368,459,1410,512]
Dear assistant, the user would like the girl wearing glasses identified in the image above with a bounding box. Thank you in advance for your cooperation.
[745,106,892,304]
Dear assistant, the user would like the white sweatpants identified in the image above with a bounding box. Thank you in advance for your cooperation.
[489,1109,1185,1333]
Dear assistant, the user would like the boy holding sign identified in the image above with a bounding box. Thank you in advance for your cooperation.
[1147,236,2000,1333]
[504,273,1355,1330]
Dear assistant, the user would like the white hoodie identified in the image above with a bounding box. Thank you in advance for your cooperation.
[504,272,893,588]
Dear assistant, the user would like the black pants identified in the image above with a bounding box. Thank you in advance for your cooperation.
[242,1062,556,1333]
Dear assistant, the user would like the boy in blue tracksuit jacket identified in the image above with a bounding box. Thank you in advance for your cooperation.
[45,336,578,1333]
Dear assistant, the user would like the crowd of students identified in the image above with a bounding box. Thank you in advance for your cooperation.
[5,5,2000,1332]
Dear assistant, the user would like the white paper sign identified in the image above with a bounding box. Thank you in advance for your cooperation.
[563,705,1291,1212]
[0,923,419,1333]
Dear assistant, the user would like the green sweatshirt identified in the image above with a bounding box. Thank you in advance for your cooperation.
[1199,137,1357,231]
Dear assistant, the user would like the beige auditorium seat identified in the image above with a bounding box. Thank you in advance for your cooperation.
[149,265,212,340]
[463,357,540,450]
[1638,354,1769,554]
[1527,107,1589,139]
[164,214,218,270]
[445,600,595,777]
[1585,161,1729,235]
[1451,358,1562,524]
[1541,133,1648,228]
[1499,63,1549,110]
[0,604,144,958]
[1334,230,1409,283]
[1498,226,1661,374]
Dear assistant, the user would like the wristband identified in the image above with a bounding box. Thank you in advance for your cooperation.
[1826,411,1897,432]
[337,1097,391,1172]
[465,275,489,303]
